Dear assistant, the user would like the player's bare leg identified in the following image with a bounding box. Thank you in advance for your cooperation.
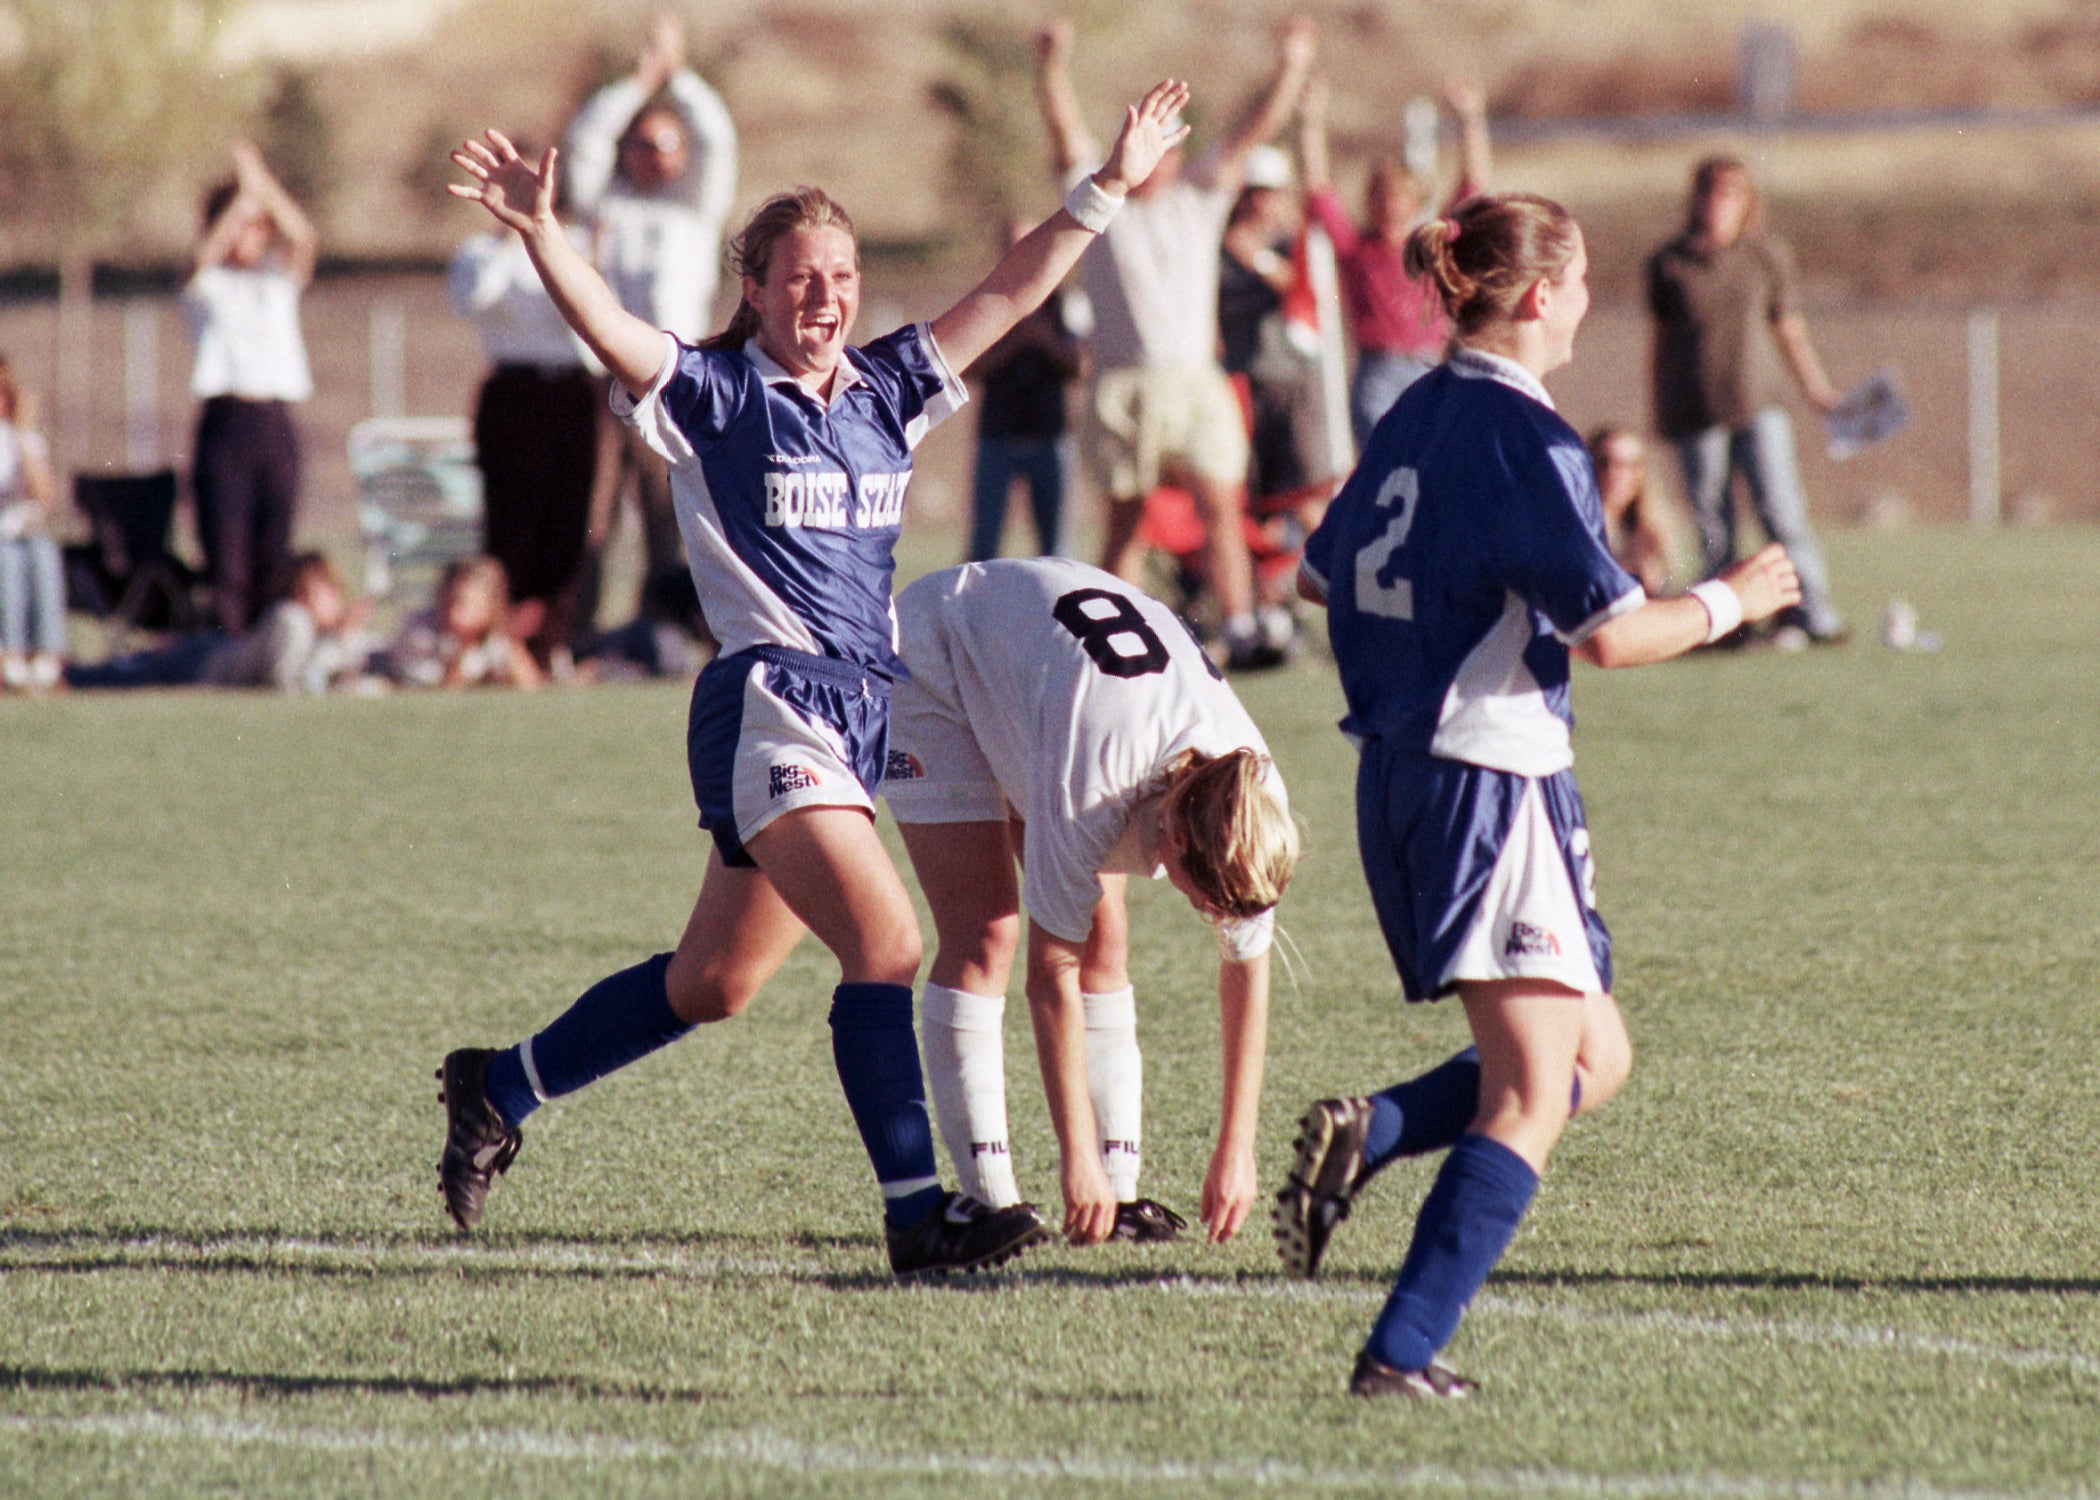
[1100,493,1149,586]
[900,819,1026,1208]
[752,806,1047,1274]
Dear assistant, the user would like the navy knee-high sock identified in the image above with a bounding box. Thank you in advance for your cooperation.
[1361,1047,1584,1177]
[829,983,945,1228]
[483,953,688,1127]
[1365,1133,1538,1372]
[1362,1047,1480,1173]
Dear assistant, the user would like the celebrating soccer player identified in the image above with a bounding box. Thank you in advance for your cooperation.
[434,78,1193,1278]
[1276,193,1800,1395]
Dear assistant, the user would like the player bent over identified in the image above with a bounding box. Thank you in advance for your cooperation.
[1275,192,1800,1393]
[886,558,1299,1247]
[434,79,1194,1276]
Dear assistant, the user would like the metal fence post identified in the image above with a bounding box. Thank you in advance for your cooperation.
[1966,307,1999,527]
[369,298,407,420]
[123,300,160,472]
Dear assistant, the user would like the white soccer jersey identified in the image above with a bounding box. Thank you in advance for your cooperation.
[887,558,1284,959]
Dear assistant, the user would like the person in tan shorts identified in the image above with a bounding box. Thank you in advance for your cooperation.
[1037,17,1317,669]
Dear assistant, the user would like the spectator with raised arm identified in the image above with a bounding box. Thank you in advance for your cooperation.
[1036,16,1317,671]
[1300,77,1491,444]
[564,10,740,617]
[183,141,317,633]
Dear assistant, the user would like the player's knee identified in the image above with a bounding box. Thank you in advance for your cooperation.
[947,912,1019,982]
[1579,1029,1633,1114]
[852,919,923,988]
[665,959,759,1025]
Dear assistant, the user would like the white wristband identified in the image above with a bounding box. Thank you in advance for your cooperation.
[1688,579,1744,643]
[1062,175,1125,234]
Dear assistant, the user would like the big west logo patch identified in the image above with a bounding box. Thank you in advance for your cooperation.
[885,750,925,781]
[768,763,821,799]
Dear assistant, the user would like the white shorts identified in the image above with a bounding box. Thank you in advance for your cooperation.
[882,590,1008,826]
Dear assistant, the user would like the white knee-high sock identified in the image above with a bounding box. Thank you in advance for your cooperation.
[1083,985,1142,1201]
[920,983,1020,1207]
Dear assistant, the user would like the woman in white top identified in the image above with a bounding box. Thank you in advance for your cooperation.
[0,355,63,692]
[183,141,316,633]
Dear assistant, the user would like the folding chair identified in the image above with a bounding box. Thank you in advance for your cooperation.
[62,469,201,639]
[349,416,484,604]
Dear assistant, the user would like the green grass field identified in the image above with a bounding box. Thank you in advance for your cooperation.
[2,526,2096,1497]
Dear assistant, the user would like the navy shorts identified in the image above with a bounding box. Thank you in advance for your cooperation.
[1356,740,1612,1002]
[686,645,891,868]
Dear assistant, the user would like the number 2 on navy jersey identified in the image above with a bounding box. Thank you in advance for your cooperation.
[1354,466,1420,620]
[1053,588,1170,678]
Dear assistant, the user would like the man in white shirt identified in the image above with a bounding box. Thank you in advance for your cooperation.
[564,10,739,609]
[1035,18,1316,671]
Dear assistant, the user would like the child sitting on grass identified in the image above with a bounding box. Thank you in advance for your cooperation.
[65,552,373,693]
[377,554,543,690]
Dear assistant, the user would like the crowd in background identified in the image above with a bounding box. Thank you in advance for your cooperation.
[0,8,1856,697]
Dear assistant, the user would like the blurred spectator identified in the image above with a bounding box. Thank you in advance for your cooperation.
[0,356,64,693]
[564,9,737,620]
[449,197,605,670]
[377,555,543,691]
[1586,425,1685,596]
[1299,77,1490,445]
[65,552,371,693]
[1035,16,1316,671]
[1646,155,1847,643]
[572,566,713,682]
[962,213,1085,562]
[1219,145,1333,518]
[184,140,317,633]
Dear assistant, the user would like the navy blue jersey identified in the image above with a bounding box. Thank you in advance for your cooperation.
[618,323,967,676]
[1301,348,1642,776]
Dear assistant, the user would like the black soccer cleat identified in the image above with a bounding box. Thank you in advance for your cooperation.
[885,1191,1051,1279]
[1349,1351,1477,1400]
[1110,1198,1189,1243]
[436,1047,522,1232]
[1272,1095,1374,1279]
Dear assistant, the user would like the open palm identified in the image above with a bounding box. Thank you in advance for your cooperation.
[1099,79,1192,195]
[448,130,556,234]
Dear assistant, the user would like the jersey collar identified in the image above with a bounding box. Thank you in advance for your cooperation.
[742,338,865,409]
[1448,345,1555,411]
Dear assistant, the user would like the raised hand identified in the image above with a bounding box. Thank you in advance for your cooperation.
[1719,542,1803,626]
[1095,78,1193,196]
[1035,18,1073,67]
[638,10,686,92]
[1279,14,1318,72]
[448,130,557,238]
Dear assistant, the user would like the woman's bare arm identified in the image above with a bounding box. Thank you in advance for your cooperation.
[449,131,667,398]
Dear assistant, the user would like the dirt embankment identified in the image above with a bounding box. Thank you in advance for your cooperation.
[22,0,2100,305]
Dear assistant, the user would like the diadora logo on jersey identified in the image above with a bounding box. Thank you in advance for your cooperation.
[768,762,821,798]
[1503,921,1563,958]
[884,749,925,781]
[762,469,909,530]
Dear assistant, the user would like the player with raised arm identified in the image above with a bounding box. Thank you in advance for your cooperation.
[1275,193,1800,1394]
[433,78,1192,1278]
[886,558,1300,1247]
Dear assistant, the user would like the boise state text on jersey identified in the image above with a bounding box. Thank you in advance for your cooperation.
[1300,347,1643,778]
[618,322,966,677]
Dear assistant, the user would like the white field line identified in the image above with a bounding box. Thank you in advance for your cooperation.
[0,1410,2068,1500]
[7,1236,2096,1382]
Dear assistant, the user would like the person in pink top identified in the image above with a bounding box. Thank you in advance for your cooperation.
[1298,78,1491,446]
